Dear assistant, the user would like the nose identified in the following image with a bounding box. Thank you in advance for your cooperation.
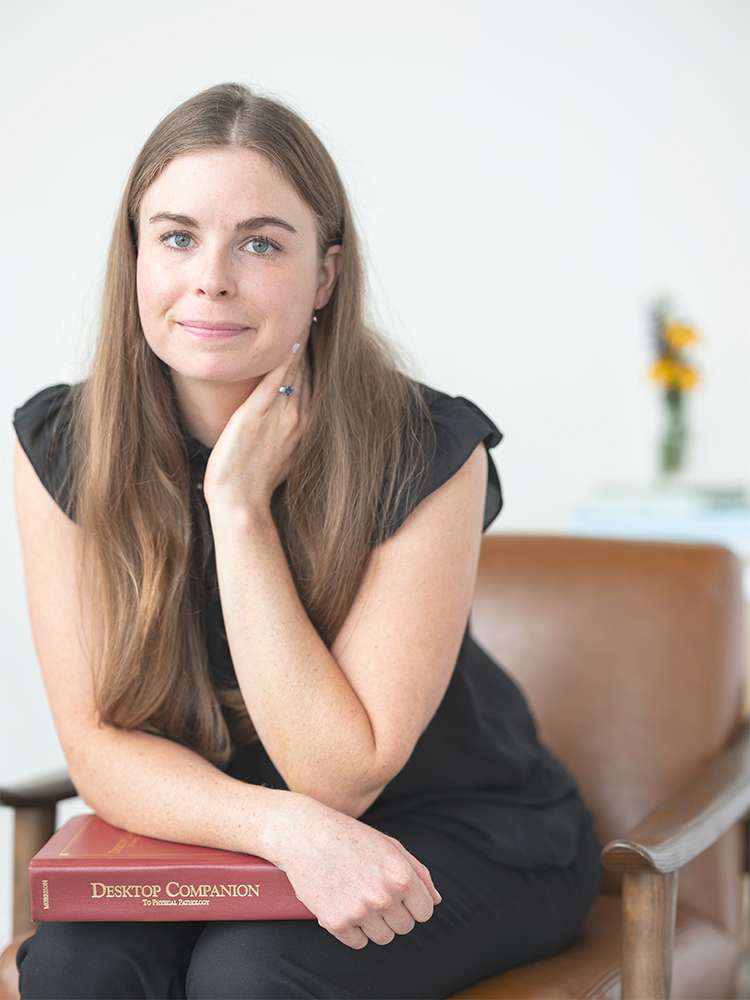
[194,246,237,298]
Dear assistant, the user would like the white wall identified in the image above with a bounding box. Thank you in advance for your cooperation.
[2,0,748,949]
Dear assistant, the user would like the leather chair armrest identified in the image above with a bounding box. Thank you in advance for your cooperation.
[603,716,750,874]
[0,770,78,809]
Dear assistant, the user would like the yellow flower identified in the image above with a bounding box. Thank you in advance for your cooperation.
[664,322,699,349]
[649,358,678,384]
[649,358,699,390]
[675,365,699,390]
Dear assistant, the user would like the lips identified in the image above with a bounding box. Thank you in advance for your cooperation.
[177,320,248,331]
[180,324,248,340]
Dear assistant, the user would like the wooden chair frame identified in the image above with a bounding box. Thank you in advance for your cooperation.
[3,716,750,998]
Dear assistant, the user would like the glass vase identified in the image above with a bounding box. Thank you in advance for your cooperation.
[658,388,688,483]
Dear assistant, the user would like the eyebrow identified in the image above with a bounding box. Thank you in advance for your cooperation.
[147,212,298,235]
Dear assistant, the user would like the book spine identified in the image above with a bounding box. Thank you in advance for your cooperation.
[29,865,314,922]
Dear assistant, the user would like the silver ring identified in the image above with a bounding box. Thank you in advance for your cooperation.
[278,384,295,397]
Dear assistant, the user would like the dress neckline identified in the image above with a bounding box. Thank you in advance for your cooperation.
[177,414,212,465]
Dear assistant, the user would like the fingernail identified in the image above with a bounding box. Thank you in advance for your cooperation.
[292,342,301,353]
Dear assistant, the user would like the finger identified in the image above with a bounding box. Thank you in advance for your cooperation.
[321,920,369,950]
[283,348,308,418]
[401,874,437,924]
[358,912,397,946]
[378,899,416,937]
[284,334,310,381]
[406,849,442,901]
[252,339,306,415]
[282,339,305,388]
[384,836,442,902]
[283,358,307,441]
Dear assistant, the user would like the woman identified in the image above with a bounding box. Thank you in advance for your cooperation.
[13,82,602,999]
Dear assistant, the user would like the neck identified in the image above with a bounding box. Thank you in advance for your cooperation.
[171,371,263,449]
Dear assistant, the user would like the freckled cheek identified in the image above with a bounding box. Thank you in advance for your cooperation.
[252,274,308,322]
[137,262,181,320]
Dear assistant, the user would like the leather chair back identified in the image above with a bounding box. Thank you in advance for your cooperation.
[471,534,746,938]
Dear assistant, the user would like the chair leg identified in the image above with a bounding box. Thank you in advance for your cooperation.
[738,820,750,998]
[736,873,750,1000]
[621,870,678,1000]
[13,806,56,937]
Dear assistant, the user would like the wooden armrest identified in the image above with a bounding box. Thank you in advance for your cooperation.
[1,769,79,938]
[0,769,78,809]
[602,715,750,874]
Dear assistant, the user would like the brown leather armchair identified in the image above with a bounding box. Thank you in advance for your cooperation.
[2,534,748,999]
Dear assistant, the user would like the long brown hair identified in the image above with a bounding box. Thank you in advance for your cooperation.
[64,82,435,769]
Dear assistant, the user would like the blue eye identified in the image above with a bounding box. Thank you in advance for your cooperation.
[244,235,281,257]
[159,231,281,257]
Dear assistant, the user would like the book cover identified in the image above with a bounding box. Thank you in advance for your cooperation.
[29,814,314,922]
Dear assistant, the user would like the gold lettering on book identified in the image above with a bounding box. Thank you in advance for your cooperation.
[42,879,49,911]
[89,882,262,899]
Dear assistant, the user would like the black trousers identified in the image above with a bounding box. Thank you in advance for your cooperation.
[17,807,602,999]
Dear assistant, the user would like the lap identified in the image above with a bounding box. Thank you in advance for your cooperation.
[17,918,204,999]
[17,811,601,1000]
[185,810,602,999]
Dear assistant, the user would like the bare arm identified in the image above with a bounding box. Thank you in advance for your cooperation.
[70,724,297,865]
[207,444,488,816]
[209,507,382,814]
[12,435,442,949]
[12,435,298,865]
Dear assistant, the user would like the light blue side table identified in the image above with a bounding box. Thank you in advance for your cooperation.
[572,483,750,713]
[571,483,750,597]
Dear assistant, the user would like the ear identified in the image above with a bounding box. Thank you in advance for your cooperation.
[316,244,342,308]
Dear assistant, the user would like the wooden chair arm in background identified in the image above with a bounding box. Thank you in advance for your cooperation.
[3,724,750,1000]
[0,769,78,937]
[601,715,750,998]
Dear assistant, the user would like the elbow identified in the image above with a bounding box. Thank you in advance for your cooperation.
[285,765,395,819]
[284,777,362,817]
[67,758,96,812]
[65,734,108,814]
[280,740,400,818]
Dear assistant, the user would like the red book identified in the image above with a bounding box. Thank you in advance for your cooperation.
[29,814,315,922]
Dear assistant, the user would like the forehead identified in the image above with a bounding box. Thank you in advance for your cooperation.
[139,147,312,232]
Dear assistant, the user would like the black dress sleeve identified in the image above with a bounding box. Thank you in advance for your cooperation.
[385,385,504,540]
[12,383,77,522]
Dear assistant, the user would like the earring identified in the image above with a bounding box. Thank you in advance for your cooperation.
[311,311,318,324]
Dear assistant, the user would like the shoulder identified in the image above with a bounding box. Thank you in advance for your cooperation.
[387,379,504,538]
[12,382,78,521]
[13,382,74,438]
[416,379,503,468]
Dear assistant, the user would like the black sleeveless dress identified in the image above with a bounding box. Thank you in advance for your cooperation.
[13,379,603,998]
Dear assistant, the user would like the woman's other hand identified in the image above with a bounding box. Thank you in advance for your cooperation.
[263,793,442,949]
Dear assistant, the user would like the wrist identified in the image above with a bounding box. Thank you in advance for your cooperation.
[208,499,274,534]
[255,787,312,867]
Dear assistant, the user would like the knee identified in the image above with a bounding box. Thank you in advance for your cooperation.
[187,961,279,1000]
[186,923,312,1000]
[17,923,144,999]
[187,949,281,1000]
